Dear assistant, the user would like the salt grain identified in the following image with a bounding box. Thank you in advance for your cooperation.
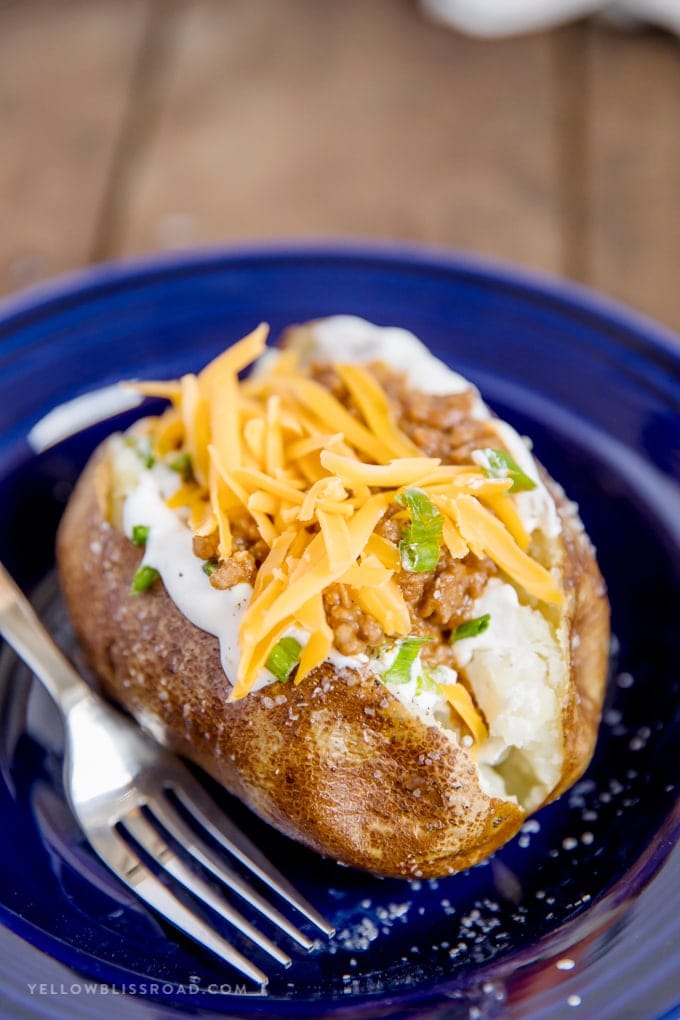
[556,958,575,971]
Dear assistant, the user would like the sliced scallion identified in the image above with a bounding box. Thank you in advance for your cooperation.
[383,636,432,685]
[131,524,150,546]
[481,448,536,493]
[396,488,443,573]
[265,637,302,683]
[124,435,154,469]
[169,451,194,482]
[202,559,218,576]
[131,565,159,594]
[415,670,441,696]
[451,614,491,642]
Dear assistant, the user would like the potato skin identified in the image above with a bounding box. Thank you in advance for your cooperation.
[548,479,610,803]
[56,443,609,878]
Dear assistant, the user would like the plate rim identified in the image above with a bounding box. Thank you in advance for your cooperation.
[0,239,678,366]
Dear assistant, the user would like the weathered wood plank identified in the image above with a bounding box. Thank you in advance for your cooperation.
[112,0,561,273]
[551,21,591,285]
[585,24,680,333]
[0,0,151,294]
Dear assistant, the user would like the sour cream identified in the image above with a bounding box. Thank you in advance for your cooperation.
[123,471,251,683]
[311,315,477,399]
[121,467,370,692]
[484,422,561,539]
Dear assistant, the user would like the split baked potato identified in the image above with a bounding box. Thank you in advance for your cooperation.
[57,317,609,878]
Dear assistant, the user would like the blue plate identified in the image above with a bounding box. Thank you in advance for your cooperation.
[0,244,678,1019]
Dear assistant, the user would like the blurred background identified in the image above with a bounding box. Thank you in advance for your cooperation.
[1,0,678,331]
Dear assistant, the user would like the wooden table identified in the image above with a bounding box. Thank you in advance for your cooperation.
[1,0,679,333]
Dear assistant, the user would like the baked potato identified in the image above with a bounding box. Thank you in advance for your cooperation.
[57,316,609,879]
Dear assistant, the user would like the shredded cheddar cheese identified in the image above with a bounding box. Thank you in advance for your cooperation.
[439,683,489,745]
[133,326,563,738]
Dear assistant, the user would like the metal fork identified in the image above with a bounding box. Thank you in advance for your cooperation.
[0,563,334,988]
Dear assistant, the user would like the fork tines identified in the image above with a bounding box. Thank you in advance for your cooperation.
[0,562,336,990]
[104,778,334,988]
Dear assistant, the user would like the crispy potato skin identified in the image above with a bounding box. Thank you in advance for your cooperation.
[56,444,609,878]
[548,478,610,803]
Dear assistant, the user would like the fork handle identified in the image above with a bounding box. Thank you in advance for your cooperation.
[0,563,89,712]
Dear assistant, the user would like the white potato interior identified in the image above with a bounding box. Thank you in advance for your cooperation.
[451,579,565,810]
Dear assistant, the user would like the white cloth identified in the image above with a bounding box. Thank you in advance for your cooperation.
[421,0,680,37]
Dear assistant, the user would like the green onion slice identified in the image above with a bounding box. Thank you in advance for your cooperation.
[131,565,159,594]
[202,559,218,576]
[125,435,155,469]
[169,451,194,482]
[451,614,491,642]
[131,524,150,546]
[383,636,432,685]
[481,448,536,492]
[415,670,441,695]
[265,637,302,683]
[396,488,443,572]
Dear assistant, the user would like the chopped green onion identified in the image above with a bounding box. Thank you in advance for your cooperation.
[396,488,443,573]
[415,670,441,695]
[125,435,155,469]
[481,448,536,493]
[131,565,159,594]
[169,451,194,482]
[265,637,302,683]
[202,559,218,576]
[131,524,150,546]
[451,614,491,642]
[383,636,432,685]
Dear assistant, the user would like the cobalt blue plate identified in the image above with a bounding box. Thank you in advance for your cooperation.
[0,244,678,1019]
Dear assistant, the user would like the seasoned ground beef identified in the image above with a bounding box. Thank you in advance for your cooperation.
[312,361,501,463]
[315,362,498,658]
[324,546,496,662]
[191,360,497,660]
[192,531,219,560]
[192,511,269,582]
[209,551,258,589]
[323,584,384,655]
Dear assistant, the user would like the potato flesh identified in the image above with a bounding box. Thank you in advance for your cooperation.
[452,578,565,811]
